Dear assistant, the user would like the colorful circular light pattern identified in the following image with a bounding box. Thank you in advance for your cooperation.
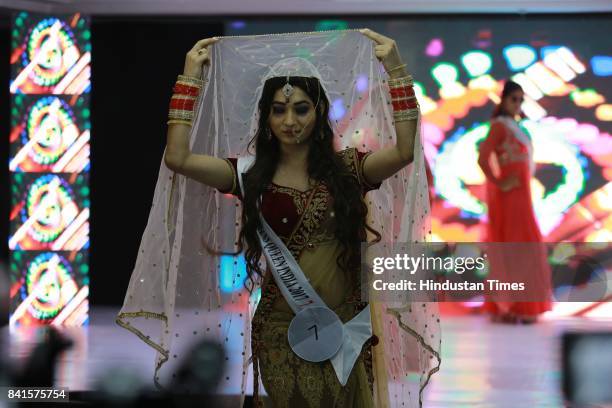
[425,38,444,57]
[433,119,586,234]
[434,124,488,216]
[595,104,612,121]
[432,63,466,99]
[22,175,78,244]
[503,45,537,71]
[432,62,459,86]
[24,97,77,165]
[22,252,74,320]
[523,119,586,233]
[461,51,492,78]
[25,18,78,88]
[330,98,346,120]
[590,55,612,77]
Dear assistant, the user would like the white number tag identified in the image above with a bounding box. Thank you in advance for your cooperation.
[287,306,344,362]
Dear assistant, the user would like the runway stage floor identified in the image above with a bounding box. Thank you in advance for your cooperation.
[4,307,611,407]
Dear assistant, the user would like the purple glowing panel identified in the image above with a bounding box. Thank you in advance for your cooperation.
[426,38,444,57]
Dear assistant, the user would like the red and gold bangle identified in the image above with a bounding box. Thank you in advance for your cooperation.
[391,97,419,106]
[388,74,414,88]
[167,74,205,126]
[169,95,197,111]
[389,86,416,99]
[392,99,420,122]
[168,98,197,120]
[388,75,420,122]
[392,104,419,113]
[172,83,200,96]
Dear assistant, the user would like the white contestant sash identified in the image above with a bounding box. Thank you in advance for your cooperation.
[237,156,372,386]
[495,116,535,174]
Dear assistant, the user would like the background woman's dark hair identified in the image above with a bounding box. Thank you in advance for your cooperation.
[236,76,380,290]
[492,80,524,118]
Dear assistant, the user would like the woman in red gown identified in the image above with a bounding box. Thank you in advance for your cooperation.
[477,81,552,324]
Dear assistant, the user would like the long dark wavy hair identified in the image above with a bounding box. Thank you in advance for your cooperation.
[237,76,381,291]
[492,80,524,118]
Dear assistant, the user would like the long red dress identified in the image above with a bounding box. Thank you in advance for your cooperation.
[478,117,551,318]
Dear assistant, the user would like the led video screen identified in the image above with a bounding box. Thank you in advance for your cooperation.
[8,250,89,326]
[9,94,91,173]
[226,18,611,243]
[9,12,91,326]
[9,173,90,251]
[10,12,91,95]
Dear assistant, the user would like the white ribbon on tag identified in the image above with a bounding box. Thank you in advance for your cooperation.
[330,304,372,385]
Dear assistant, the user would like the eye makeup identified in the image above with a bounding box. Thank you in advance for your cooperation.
[271,101,312,116]
[271,105,286,114]
[295,105,311,115]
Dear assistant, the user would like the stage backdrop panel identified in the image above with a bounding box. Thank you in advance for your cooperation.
[226,17,611,243]
[222,18,610,314]
[9,12,91,326]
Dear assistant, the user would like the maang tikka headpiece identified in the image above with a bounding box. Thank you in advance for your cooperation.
[281,75,294,101]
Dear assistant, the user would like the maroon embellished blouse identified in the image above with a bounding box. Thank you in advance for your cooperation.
[217,147,381,247]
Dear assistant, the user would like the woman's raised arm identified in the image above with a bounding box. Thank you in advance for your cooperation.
[164,37,234,191]
[358,29,418,185]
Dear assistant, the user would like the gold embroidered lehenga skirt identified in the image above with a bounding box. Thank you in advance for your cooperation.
[252,287,374,408]
[250,233,376,408]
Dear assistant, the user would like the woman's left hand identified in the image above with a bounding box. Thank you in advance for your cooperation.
[359,28,404,74]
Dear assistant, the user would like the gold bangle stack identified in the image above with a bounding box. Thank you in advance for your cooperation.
[167,75,207,126]
[177,74,205,87]
[393,109,420,121]
[167,119,194,126]
[388,74,420,123]
[388,74,414,88]
[386,63,407,75]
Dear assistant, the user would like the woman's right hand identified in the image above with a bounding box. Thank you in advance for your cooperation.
[497,175,520,192]
[183,37,219,79]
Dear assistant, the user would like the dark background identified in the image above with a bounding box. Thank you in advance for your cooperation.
[88,18,223,305]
